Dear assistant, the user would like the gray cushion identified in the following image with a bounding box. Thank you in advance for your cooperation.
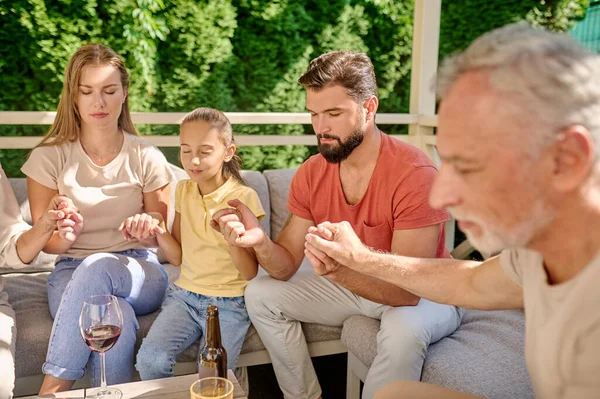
[342,309,533,399]
[241,170,271,237]
[5,271,341,378]
[9,178,31,225]
[4,273,53,377]
[263,169,296,240]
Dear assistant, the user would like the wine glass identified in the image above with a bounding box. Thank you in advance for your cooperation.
[79,294,124,398]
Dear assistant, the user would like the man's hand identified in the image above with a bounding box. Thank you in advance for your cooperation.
[303,225,342,276]
[304,221,370,271]
[211,199,265,248]
[118,213,165,241]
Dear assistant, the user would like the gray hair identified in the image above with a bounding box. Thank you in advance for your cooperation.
[437,23,600,156]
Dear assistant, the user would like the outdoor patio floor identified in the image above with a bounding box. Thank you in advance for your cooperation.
[248,353,349,398]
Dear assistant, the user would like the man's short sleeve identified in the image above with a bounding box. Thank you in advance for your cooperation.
[21,146,62,190]
[393,166,449,230]
[499,248,529,287]
[141,142,175,193]
[287,164,312,220]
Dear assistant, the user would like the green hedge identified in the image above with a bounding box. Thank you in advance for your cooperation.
[0,0,589,177]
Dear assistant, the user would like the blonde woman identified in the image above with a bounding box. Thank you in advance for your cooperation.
[21,44,174,394]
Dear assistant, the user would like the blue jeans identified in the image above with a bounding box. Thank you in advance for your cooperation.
[43,249,168,386]
[136,284,250,380]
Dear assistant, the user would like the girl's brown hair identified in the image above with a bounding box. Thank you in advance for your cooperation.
[35,43,138,149]
[181,108,244,184]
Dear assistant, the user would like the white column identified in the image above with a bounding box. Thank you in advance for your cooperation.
[408,0,455,251]
[408,0,441,145]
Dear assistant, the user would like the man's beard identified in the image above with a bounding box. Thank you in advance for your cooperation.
[449,199,556,255]
[317,128,364,164]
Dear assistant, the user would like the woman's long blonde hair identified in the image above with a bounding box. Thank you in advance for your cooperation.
[35,43,138,148]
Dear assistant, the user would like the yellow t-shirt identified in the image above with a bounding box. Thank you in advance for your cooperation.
[174,177,265,297]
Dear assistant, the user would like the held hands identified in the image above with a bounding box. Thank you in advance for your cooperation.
[118,213,165,241]
[210,199,265,247]
[304,221,369,274]
[41,195,84,243]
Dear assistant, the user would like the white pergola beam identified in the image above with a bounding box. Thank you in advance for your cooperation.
[409,0,441,122]
[0,112,418,126]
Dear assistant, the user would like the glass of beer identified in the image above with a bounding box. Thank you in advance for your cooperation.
[190,377,234,399]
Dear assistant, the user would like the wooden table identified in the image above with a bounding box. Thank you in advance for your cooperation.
[20,370,247,399]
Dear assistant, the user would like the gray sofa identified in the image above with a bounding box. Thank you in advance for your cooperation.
[3,164,533,398]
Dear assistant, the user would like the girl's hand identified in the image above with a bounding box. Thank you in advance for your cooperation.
[211,199,265,247]
[216,212,247,246]
[118,213,165,241]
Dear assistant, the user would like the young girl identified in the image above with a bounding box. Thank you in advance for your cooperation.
[134,107,265,380]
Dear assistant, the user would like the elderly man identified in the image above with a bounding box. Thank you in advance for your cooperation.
[0,164,76,398]
[305,23,600,398]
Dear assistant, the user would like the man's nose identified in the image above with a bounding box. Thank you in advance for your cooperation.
[314,116,330,135]
[429,168,461,210]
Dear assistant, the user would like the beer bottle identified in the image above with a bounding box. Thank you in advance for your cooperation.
[198,305,227,379]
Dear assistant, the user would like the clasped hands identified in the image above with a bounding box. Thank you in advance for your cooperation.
[42,195,84,243]
[208,197,370,277]
[304,221,369,276]
[118,213,165,241]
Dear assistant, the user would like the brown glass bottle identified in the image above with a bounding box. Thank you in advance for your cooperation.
[198,305,227,379]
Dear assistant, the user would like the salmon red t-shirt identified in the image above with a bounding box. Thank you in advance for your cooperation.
[288,133,450,257]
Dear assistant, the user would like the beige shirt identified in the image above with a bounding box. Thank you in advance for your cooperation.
[501,248,600,398]
[21,133,174,258]
[0,164,32,291]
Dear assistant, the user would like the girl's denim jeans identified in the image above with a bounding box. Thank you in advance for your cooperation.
[43,249,168,386]
[136,283,250,380]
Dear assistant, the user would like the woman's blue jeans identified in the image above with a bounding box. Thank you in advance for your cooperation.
[42,249,168,386]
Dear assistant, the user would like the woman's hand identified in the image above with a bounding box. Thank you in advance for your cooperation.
[40,195,85,242]
[57,211,85,243]
[118,213,165,241]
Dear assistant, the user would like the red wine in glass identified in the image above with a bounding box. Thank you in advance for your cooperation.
[79,295,124,399]
[83,325,122,353]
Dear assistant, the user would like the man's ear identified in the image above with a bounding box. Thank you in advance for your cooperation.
[364,96,378,121]
[224,144,236,162]
[550,125,595,192]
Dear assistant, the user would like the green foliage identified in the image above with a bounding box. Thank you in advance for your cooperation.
[0,0,590,177]
[439,0,589,59]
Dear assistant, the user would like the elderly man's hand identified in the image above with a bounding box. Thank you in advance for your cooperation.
[304,221,370,272]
